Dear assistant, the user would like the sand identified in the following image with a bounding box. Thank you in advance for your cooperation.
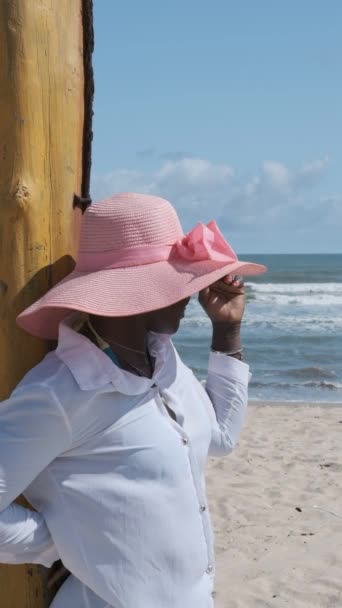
[206,402,342,608]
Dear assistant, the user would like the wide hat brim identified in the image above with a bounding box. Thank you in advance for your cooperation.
[16,258,266,339]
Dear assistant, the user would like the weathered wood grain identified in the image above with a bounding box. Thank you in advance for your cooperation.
[0,1,86,605]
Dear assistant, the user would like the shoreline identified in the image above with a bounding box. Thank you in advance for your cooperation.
[249,398,342,407]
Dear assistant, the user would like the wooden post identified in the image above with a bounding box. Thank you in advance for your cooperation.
[0,1,94,606]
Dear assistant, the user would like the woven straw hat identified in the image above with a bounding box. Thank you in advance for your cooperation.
[17,192,266,339]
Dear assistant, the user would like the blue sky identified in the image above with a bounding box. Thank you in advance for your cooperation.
[92,1,341,253]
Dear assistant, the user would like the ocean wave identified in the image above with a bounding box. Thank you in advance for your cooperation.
[182,316,210,328]
[246,282,342,306]
[282,367,337,380]
[246,282,342,294]
[182,288,342,333]
[181,310,342,333]
[250,380,342,391]
[243,314,342,332]
[303,381,342,390]
[248,294,342,306]
[179,268,342,403]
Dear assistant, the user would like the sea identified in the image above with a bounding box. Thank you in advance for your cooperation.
[173,254,342,403]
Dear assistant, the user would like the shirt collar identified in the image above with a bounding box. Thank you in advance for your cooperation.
[55,314,173,394]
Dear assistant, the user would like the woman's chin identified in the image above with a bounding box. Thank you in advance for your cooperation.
[159,320,182,335]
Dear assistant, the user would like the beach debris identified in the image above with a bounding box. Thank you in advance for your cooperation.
[319,462,342,472]
[295,507,302,512]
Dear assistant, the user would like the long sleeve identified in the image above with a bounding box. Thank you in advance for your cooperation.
[205,352,250,457]
[0,503,59,566]
[0,382,72,565]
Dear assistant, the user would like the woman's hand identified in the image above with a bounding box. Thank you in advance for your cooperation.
[199,275,245,325]
[199,275,245,354]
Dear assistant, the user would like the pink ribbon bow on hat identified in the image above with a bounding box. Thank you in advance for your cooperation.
[171,220,238,263]
[76,220,238,271]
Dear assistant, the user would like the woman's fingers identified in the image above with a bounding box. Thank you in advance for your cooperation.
[198,275,245,310]
[223,274,244,287]
[199,273,246,323]
[209,275,245,297]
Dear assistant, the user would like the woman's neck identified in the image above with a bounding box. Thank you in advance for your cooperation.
[89,315,148,353]
[89,314,154,378]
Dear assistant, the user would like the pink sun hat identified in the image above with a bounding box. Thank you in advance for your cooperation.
[17,192,267,339]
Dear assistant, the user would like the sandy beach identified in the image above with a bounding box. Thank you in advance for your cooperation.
[207,402,342,608]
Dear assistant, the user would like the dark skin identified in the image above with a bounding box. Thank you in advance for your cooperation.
[88,297,191,377]
[48,274,245,590]
[200,273,245,353]
[88,274,245,377]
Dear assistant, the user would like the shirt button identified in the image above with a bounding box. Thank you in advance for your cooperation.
[206,564,213,574]
[181,437,189,445]
[200,504,206,513]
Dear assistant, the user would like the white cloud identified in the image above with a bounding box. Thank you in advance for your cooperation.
[91,156,339,252]
[300,156,329,176]
[92,157,236,222]
[262,161,290,190]
[92,169,150,199]
[155,158,235,212]
[157,158,234,184]
[294,156,329,189]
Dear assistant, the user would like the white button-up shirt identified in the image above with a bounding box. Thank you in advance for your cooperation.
[0,318,249,607]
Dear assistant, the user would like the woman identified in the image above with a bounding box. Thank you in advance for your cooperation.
[0,192,266,607]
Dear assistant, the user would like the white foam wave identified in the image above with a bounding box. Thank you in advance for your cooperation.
[250,380,342,391]
[246,282,342,306]
[250,294,342,306]
[183,288,342,332]
[182,309,342,333]
[247,282,342,294]
[243,313,342,332]
[182,316,210,328]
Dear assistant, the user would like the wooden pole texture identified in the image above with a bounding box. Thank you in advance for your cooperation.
[0,1,94,605]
